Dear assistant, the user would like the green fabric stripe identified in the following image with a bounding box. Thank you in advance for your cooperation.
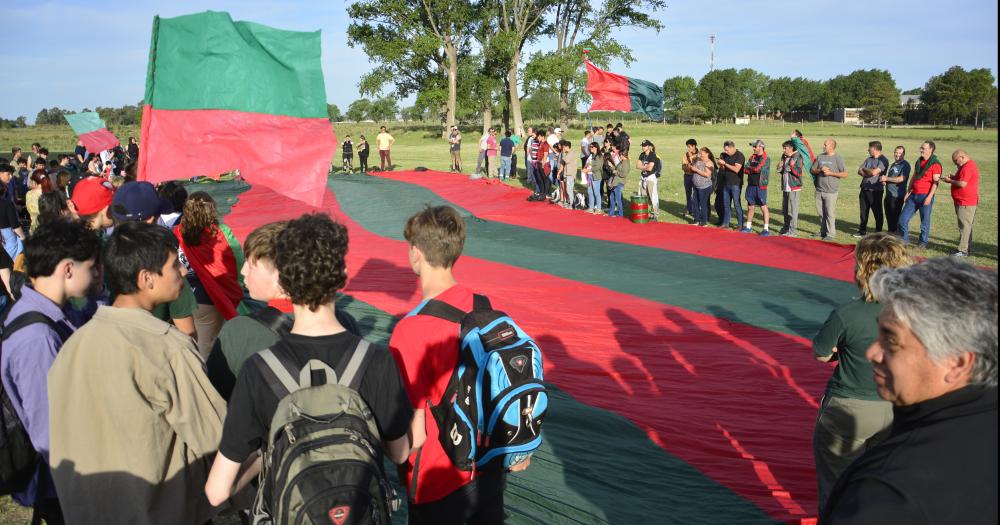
[145,11,328,118]
[64,111,106,135]
[329,175,855,338]
[627,77,665,121]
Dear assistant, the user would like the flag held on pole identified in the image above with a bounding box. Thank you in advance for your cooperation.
[65,111,120,153]
[584,60,664,122]
[138,11,337,207]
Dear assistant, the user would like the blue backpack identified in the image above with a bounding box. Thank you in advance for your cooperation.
[414,294,546,471]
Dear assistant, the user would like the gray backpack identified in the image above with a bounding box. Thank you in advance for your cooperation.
[251,340,399,525]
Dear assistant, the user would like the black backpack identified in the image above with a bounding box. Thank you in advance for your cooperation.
[0,309,73,495]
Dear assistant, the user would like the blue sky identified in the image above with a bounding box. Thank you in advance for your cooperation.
[1,0,997,122]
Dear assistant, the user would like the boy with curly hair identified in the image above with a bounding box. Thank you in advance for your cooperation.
[205,213,415,507]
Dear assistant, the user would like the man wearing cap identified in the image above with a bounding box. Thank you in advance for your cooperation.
[716,140,745,229]
[448,126,462,172]
[110,181,198,340]
[71,177,115,232]
[741,140,771,235]
[637,140,662,221]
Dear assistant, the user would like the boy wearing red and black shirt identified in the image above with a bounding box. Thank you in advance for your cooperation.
[391,205,528,525]
[941,150,980,256]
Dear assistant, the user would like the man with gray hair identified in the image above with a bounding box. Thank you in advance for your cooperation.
[820,257,997,525]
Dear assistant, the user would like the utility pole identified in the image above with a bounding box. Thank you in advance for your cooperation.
[709,34,716,71]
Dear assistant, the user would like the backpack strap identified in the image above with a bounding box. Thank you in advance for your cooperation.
[416,294,491,323]
[249,306,293,336]
[257,348,300,396]
[472,294,491,312]
[1,311,74,343]
[338,339,371,389]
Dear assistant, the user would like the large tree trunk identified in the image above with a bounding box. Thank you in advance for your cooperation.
[482,107,492,136]
[443,43,458,139]
[507,48,524,138]
[559,77,570,130]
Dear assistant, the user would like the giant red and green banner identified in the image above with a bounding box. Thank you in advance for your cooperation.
[198,169,864,524]
[585,60,665,121]
[64,111,120,153]
[138,11,336,206]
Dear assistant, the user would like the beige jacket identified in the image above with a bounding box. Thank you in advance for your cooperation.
[48,305,226,525]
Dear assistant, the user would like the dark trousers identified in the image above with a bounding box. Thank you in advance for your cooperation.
[713,183,725,224]
[694,186,713,225]
[532,162,548,195]
[510,154,517,179]
[859,189,884,234]
[884,193,904,233]
[379,149,391,170]
[408,465,506,525]
[683,174,695,214]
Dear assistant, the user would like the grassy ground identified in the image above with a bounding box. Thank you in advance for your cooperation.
[2,121,996,269]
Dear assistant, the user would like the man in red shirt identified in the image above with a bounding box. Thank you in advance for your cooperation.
[390,205,528,525]
[898,141,942,249]
[941,150,980,257]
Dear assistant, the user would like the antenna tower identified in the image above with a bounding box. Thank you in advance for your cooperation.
[709,34,716,71]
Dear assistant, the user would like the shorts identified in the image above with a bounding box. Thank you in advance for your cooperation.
[746,186,768,206]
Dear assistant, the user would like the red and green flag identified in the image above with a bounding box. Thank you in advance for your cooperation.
[584,60,664,121]
[138,11,336,206]
[64,111,120,153]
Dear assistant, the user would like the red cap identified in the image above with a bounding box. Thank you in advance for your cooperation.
[71,177,115,216]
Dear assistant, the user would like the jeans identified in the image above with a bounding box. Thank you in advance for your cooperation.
[683,174,695,214]
[2,227,22,261]
[475,150,487,175]
[721,184,743,227]
[899,193,933,246]
[694,186,712,225]
[713,183,725,224]
[859,189,884,234]
[640,175,659,217]
[525,159,536,189]
[510,154,517,178]
[609,184,624,216]
[883,193,904,233]
[586,173,600,210]
[499,156,512,179]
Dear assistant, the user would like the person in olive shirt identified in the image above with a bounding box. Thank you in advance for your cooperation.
[881,146,910,234]
[810,139,849,241]
[811,232,911,515]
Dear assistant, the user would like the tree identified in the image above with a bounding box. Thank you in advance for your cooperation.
[696,69,741,120]
[662,76,697,120]
[676,104,706,124]
[922,66,997,125]
[369,97,400,122]
[859,72,901,125]
[327,104,343,121]
[521,89,562,121]
[35,107,70,125]
[497,0,551,138]
[524,0,666,129]
[738,68,769,119]
[346,98,373,122]
[347,0,475,137]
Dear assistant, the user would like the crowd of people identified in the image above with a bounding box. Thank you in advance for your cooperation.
[445,124,982,257]
[0,132,995,525]
[337,126,396,173]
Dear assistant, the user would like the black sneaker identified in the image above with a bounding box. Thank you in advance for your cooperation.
[852,232,865,238]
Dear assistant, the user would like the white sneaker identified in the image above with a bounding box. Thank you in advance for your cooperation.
[953,251,968,257]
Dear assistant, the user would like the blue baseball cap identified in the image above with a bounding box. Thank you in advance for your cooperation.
[111,181,173,222]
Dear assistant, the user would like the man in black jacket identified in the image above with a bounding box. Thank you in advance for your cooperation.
[821,257,997,525]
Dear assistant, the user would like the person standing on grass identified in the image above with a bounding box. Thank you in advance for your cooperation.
[524,127,536,186]
[607,144,629,217]
[854,141,890,238]
[1,221,102,525]
[376,125,395,171]
[475,129,490,177]
[690,147,716,227]
[940,149,979,257]
[530,129,552,201]
[637,140,662,221]
[811,232,911,515]
[49,221,228,524]
[881,146,910,234]
[357,134,370,172]
[448,126,462,172]
[811,139,849,241]
[779,140,805,237]
[558,140,577,208]
[486,128,499,179]
[499,130,515,180]
[716,140,745,229]
[581,129,593,169]
[897,141,942,249]
[681,138,698,218]
[741,140,771,236]
[341,134,354,172]
[510,128,522,179]
[583,142,603,214]
[593,126,605,149]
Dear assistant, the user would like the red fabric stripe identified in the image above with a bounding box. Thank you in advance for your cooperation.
[375,170,857,283]
[585,60,632,112]
[137,105,336,207]
[173,225,243,320]
[220,184,827,521]
[78,128,120,153]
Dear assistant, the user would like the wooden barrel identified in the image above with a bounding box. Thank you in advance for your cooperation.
[630,195,650,224]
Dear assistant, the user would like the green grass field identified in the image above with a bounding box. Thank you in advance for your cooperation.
[1,121,996,268]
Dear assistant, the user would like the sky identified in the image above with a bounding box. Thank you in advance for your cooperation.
[1,0,997,123]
